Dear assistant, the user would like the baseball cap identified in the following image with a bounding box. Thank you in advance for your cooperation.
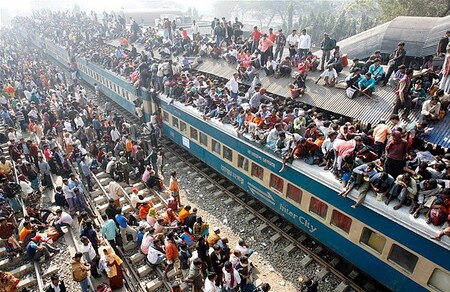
[31,235,42,242]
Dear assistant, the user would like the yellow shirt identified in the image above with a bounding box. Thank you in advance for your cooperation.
[0,161,12,175]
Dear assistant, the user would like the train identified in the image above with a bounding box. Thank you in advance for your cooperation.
[27,32,450,292]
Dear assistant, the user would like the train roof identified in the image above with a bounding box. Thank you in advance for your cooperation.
[160,94,450,252]
[337,15,450,59]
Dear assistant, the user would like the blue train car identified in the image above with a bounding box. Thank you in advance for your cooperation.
[159,96,450,292]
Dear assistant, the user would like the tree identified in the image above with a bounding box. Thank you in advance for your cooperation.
[192,8,199,20]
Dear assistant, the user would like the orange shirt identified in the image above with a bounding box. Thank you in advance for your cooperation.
[19,227,32,242]
[139,204,152,220]
[178,209,190,223]
[169,178,179,193]
[165,241,179,261]
[268,33,276,43]
[125,139,133,152]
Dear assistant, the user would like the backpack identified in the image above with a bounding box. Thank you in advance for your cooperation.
[330,38,337,49]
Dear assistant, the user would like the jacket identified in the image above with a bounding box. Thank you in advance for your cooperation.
[71,260,88,282]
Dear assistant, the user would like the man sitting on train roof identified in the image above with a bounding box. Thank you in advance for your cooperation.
[315,64,337,87]
[368,58,385,84]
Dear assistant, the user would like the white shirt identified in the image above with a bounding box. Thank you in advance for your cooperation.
[20,181,34,198]
[108,181,122,200]
[7,132,16,141]
[222,267,241,289]
[204,278,218,292]
[50,283,61,292]
[147,245,165,264]
[64,120,73,132]
[110,128,120,142]
[191,23,199,34]
[320,68,338,79]
[82,242,97,262]
[286,34,298,46]
[298,34,311,49]
[266,128,280,144]
[56,212,73,225]
[62,184,74,199]
[74,116,84,128]
[106,160,115,174]
[131,193,144,209]
[226,77,239,94]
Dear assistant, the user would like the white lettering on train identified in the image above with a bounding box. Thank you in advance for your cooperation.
[220,165,245,185]
[247,150,276,169]
[280,203,317,233]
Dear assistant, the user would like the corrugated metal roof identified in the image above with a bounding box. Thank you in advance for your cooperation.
[422,114,450,148]
[194,59,419,125]
[338,15,450,59]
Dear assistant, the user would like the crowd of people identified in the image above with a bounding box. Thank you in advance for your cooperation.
[0,10,281,292]
[0,8,448,292]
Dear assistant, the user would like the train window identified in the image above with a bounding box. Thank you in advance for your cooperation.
[309,197,328,219]
[286,183,302,204]
[180,121,187,133]
[172,117,179,128]
[163,111,169,122]
[270,174,284,193]
[237,155,249,171]
[251,163,264,180]
[200,132,208,146]
[388,244,418,274]
[212,140,221,155]
[360,227,386,254]
[223,146,233,162]
[331,210,352,234]
[190,127,198,140]
[428,268,450,291]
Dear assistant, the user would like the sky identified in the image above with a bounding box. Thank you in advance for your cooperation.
[0,0,213,24]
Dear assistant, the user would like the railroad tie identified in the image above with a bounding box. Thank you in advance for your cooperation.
[197,177,208,185]
[333,282,349,292]
[205,184,216,192]
[245,214,256,223]
[313,246,323,255]
[316,268,329,280]
[188,172,198,179]
[96,171,109,179]
[137,264,153,277]
[283,243,297,256]
[167,268,182,279]
[299,256,313,267]
[270,215,280,223]
[224,198,234,206]
[257,223,269,234]
[89,189,103,198]
[257,207,267,214]
[270,233,282,244]
[16,276,36,290]
[175,161,186,168]
[130,253,145,264]
[94,195,107,205]
[146,279,164,291]
[234,205,246,215]
[213,190,223,199]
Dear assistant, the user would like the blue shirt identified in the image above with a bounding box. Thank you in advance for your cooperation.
[137,231,144,247]
[101,219,119,241]
[368,64,384,77]
[115,214,128,228]
[358,77,376,90]
[26,241,38,260]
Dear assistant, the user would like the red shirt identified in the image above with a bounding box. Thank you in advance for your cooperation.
[268,33,276,43]
[181,29,188,40]
[252,30,262,41]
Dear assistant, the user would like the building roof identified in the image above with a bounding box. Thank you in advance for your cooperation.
[338,15,450,59]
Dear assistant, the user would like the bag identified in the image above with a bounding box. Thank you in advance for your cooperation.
[96,283,113,292]
[346,87,358,99]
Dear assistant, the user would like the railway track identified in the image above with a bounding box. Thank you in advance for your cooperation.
[159,136,387,292]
